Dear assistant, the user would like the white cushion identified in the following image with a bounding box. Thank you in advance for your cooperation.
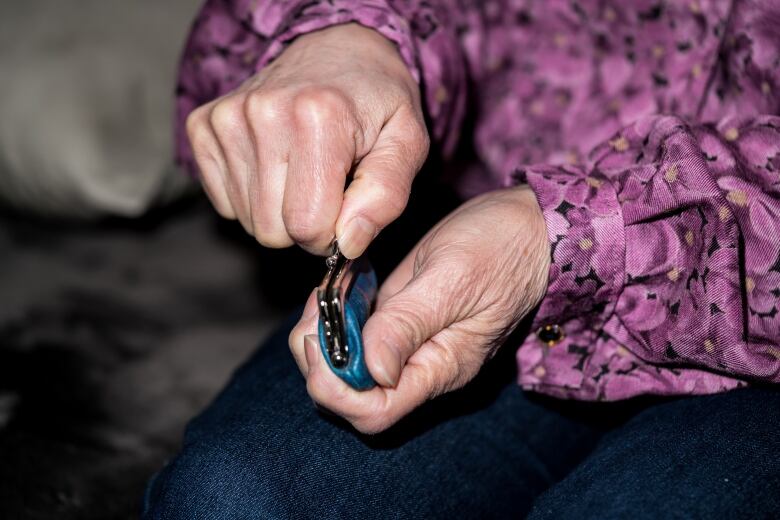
[0,0,201,217]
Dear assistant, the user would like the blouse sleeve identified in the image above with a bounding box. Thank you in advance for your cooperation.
[506,1,780,400]
[510,0,780,401]
[516,113,780,400]
[174,0,473,174]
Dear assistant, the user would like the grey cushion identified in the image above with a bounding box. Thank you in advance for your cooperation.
[0,0,202,217]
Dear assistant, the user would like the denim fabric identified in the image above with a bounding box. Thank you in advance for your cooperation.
[143,312,780,519]
[528,386,780,519]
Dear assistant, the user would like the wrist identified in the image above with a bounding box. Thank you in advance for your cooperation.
[294,23,414,85]
[501,185,552,310]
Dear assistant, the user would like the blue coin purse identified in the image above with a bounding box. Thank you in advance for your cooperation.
[317,246,377,390]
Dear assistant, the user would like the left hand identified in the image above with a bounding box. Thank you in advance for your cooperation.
[289,186,550,434]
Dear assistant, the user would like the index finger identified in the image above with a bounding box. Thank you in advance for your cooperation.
[282,90,358,254]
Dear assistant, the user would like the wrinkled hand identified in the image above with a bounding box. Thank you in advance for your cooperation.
[290,186,551,433]
[186,23,429,258]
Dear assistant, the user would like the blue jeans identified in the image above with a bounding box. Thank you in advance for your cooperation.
[143,312,780,519]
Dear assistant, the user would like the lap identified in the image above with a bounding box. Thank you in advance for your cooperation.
[142,311,780,519]
[529,386,780,519]
[142,312,602,520]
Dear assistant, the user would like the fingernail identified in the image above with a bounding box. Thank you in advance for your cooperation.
[338,216,376,259]
[374,341,402,388]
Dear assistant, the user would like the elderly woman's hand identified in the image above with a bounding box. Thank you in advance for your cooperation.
[185,23,429,258]
[289,186,550,433]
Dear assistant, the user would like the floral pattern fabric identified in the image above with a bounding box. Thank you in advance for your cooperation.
[176,0,780,400]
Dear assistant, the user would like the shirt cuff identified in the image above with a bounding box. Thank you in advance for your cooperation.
[255,1,420,83]
[510,165,626,392]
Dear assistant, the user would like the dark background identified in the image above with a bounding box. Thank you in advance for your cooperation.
[0,177,458,519]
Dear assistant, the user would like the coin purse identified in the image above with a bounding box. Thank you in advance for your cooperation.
[317,247,377,390]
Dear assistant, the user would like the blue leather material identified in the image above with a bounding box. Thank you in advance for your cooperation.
[318,260,377,390]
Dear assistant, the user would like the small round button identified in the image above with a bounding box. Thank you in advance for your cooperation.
[537,324,564,347]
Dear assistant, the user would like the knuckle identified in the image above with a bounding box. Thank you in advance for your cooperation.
[282,208,326,245]
[209,97,244,136]
[366,177,410,220]
[252,215,294,249]
[396,105,430,161]
[248,203,290,248]
[185,109,202,142]
[353,415,392,435]
[431,340,461,382]
[412,124,430,160]
[254,227,294,249]
[412,113,431,145]
[307,373,345,408]
[213,203,237,220]
[382,306,427,352]
[352,394,398,434]
[413,348,452,400]
[245,89,284,125]
[291,87,348,126]
[428,336,476,396]
[186,111,213,152]
[396,135,427,172]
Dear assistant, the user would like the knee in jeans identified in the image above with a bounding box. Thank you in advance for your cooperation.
[142,441,281,520]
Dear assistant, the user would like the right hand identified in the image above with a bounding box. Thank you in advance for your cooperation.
[185,23,429,258]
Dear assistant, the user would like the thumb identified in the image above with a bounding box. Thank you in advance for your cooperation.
[335,107,429,259]
[361,262,453,388]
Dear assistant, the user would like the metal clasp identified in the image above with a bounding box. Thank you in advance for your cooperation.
[317,241,355,368]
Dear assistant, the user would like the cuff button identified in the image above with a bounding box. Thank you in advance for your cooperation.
[537,324,564,347]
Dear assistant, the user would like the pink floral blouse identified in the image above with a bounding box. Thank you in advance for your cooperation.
[175,0,780,400]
